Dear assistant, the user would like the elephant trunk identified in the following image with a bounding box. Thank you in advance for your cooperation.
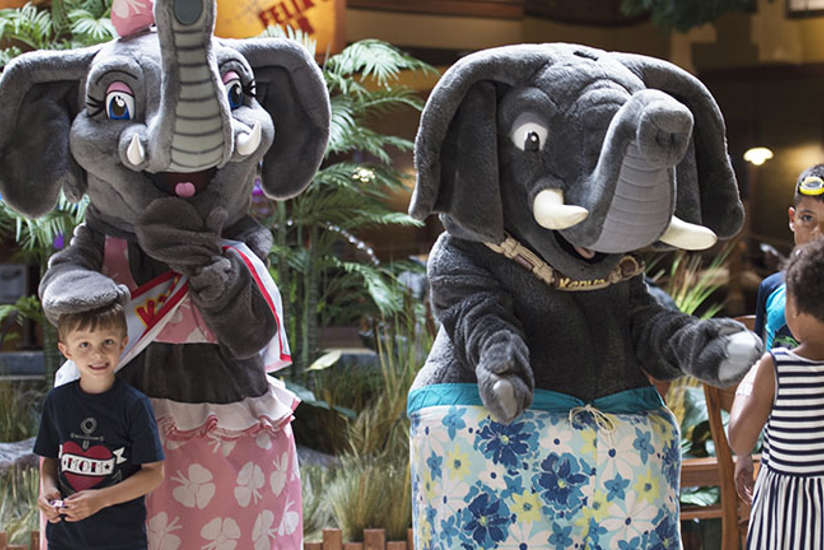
[149,0,231,173]
[564,89,696,253]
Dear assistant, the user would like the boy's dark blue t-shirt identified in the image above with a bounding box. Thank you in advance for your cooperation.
[33,378,164,550]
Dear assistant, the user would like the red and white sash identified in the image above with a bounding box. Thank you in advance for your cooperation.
[54,240,291,387]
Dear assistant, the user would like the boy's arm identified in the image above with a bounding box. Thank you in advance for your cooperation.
[61,461,164,522]
[37,457,63,523]
[728,352,775,503]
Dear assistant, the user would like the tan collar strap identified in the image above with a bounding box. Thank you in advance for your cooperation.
[484,235,644,291]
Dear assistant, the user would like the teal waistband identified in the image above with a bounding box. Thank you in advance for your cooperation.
[406,383,664,416]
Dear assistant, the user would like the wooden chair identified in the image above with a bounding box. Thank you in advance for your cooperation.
[679,314,760,550]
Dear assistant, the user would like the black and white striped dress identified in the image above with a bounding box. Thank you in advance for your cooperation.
[747,347,824,549]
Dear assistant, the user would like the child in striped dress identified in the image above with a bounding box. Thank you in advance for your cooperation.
[729,237,824,549]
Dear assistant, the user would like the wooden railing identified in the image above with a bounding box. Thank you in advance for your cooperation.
[304,528,414,550]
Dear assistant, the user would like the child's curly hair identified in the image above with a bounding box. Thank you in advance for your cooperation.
[57,301,127,343]
[785,238,824,323]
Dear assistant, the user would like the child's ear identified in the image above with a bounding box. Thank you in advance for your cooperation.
[57,341,70,360]
[789,206,797,232]
[120,335,129,350]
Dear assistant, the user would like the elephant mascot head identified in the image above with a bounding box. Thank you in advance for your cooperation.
[410,43,742,280]
[0,0,329,231]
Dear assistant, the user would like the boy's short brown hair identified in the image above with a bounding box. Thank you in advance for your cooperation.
[785,238,824,324]
[57,302,127,343]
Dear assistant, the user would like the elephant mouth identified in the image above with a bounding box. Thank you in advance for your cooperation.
[554,232,605,263]
[150,168,217,198]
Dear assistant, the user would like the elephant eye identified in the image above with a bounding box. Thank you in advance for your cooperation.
[226,79,243,110]
[104,82,135,121]
[510,115,548,152]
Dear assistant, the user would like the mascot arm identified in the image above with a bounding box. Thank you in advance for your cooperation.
[429,236,534,422]
[38,223,130,325]
[630,276,762,387]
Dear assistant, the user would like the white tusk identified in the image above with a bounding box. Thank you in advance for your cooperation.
[237,120,262,156]
[659,216,718,250]
[126,134,145,167]
[532,188,589,230]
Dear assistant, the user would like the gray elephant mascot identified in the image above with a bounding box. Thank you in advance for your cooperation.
[0,0,329,547]
[406,44,761,549]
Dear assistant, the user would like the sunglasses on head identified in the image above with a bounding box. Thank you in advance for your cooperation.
[799,176,824,196]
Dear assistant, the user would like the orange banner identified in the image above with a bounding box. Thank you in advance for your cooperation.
[215,0,345,55]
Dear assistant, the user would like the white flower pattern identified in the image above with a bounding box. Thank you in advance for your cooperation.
[277,498,300,536]
[147,512,182,550]
[171,463,216,509]
[200,517,241,550]
[252,510,276,550]
[269,452,289,496]
[234,461,265,507]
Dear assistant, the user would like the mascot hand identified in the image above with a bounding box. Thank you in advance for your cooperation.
[135,198,227,274]
[189,256,233,304]
[690,322,763,387]
[717,329,763,385]
[42,273,129,322]
[476,339,534,423]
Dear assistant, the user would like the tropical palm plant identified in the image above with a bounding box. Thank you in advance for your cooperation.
[254,29,435,374]
[0,0,114,63]
[0,0,109,382]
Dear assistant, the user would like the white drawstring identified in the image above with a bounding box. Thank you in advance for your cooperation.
[568,404,617,445]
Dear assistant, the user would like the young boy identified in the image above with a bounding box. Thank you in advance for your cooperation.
[753,164,824,350]
[34,302,164,550]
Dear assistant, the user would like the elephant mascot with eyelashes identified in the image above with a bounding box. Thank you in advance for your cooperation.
[406,43,762,549]
[0,0,329,547]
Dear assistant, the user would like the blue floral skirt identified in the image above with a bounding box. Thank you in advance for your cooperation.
[408,384,682,550]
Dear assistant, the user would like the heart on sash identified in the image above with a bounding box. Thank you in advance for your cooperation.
[61,441,115,491]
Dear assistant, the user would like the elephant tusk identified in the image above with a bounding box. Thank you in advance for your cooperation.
[532,189,589,230]
[237,121,262,156]
[126,134,145,167]
[659,216,718,250]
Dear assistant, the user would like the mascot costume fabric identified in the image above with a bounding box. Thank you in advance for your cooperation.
[406,44,762,549]
[0,0,330,547]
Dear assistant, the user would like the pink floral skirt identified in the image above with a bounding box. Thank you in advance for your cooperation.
[146,422,302,550]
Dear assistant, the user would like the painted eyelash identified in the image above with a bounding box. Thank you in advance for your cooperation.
[242,80,257,99]
[86,95,105,118]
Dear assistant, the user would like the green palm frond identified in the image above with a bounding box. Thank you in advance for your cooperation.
[258,24,317,58]
[67,8,114,44]
[0,3,54,50]
[325,39,437,88]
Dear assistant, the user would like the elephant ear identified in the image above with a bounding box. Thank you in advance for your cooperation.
[410,45,558,244]
[613,53,743,240]
[0,46,99,217]
[228,38,330,199]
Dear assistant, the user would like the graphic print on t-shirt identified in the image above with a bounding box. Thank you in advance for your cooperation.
[59,415,126,492]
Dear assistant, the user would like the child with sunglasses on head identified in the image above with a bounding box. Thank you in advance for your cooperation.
[729,237,824,549]
[754,164,824,351]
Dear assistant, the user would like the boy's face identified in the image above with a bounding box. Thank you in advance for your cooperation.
[789,196,824,246]
[57,326,127,390]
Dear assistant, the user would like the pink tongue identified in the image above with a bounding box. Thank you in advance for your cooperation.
[574,246,596,260]
[175,182,196,198]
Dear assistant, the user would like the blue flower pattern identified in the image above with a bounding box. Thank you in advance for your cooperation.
[411,403,681,549]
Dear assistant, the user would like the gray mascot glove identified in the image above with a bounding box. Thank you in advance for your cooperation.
[136,198,232,304]
[41,274,130,325]
[135,198,225,272]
